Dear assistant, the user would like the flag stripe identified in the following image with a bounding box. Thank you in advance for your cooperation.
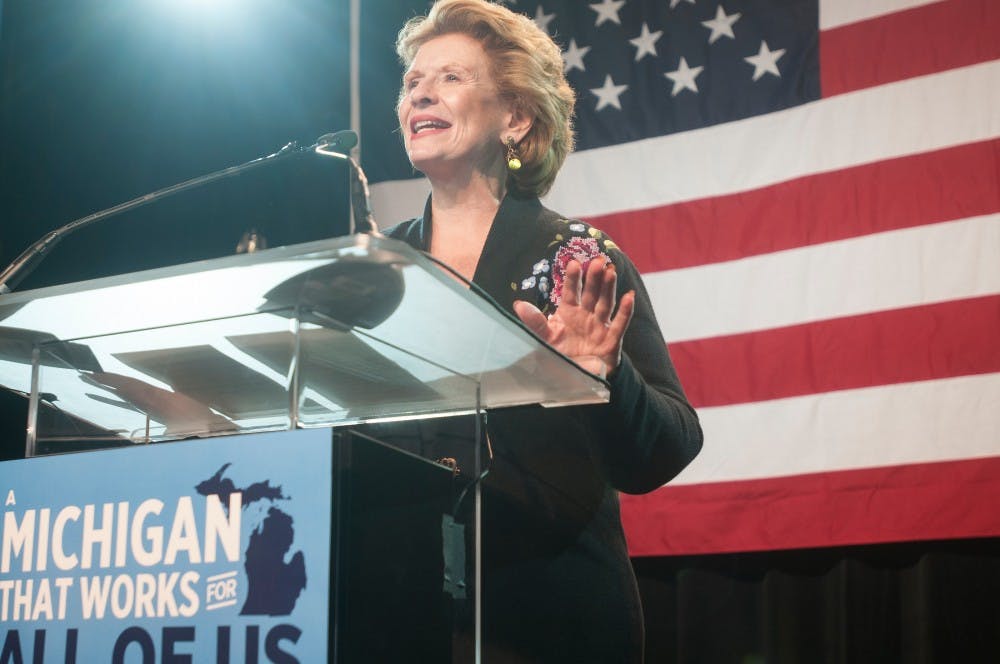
[676,372,1000,485]
[818,0,943,30]
[547,61,1000,220]
[622,454,1000,555]
[648,214,1000,343]
[371,61,1000,225]
[821,0,1000,97]
[670,294,1000,408]
[588,139,1000,273]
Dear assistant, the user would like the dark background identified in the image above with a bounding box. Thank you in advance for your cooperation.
[0,0,352,290]
[1,2,997,662]
[0,0,352,461]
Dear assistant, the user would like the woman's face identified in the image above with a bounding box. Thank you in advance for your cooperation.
[398,33,515,181]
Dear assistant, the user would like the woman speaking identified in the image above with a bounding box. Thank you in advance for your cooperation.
[385,1,703,660]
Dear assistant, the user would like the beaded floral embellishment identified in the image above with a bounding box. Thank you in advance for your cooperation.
[550,236,606,306]
[512,220,618,313]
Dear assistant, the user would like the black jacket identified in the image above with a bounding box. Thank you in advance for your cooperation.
[372,193,702,662]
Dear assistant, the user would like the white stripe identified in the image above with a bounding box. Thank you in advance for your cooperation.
[819,0,944,30]
[371,61,1000,224]
[371,176,430,228]
[649,214,1000,343]
[671,372,1000,485]
[548,61,1000,219]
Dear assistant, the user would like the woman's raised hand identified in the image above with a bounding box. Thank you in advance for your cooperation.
[513,257,635,378]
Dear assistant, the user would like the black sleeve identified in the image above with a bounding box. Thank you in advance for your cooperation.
[586,250,703,494]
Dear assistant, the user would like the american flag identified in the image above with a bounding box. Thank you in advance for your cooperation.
[360,0,1000,555]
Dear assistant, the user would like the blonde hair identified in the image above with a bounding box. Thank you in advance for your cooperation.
[396,0,575,197]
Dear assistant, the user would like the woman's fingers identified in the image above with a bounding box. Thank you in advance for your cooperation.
[512,300,551,340]
[608,290,635,342]
[560,259,583,307]
[578,258,601,312]
[593,261,617,323]
[570,256,616,316]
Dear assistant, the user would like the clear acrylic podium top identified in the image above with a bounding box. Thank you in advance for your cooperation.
[0,234,609,456]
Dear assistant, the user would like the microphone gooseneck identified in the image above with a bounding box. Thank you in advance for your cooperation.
[314,130,380,237]
[0,131,368,294]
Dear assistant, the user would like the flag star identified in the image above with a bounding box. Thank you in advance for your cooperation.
[744,40,786,81]
[532,5,555,33]
[589,0,626,27]
[664,57,704,96]
[562,39,591,73]
[629,23,663,62]
[701,6,740,44]
[590,74,628,111]
[669,0,696,8]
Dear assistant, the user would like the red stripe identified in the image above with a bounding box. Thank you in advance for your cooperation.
[820,0,1000,98]
[586,139,1000,273]
[670,295,1000,408]
[621,455,1000,556]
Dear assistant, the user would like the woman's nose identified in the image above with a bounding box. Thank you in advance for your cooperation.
[409,79,435,106]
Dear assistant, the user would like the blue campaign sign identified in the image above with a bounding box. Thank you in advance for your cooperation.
[0,429,332,663]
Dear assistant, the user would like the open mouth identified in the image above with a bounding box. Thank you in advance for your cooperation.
[411,118,451,135]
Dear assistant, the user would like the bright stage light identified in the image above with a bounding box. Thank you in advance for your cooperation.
[153,0,242,16]
[142,0,266,38]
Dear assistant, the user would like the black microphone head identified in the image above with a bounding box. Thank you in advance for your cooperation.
[316,130,358,153]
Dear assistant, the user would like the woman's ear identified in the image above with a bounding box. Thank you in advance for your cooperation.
[506,106,534,144]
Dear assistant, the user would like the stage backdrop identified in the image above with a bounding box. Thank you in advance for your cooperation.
[359,0,1000,555]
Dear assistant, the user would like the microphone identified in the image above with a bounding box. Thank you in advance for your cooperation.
[316,130,359,154]
[0,131,373,294]
[314,130,380,237]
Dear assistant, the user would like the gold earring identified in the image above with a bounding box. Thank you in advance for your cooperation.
[506,137,522,171]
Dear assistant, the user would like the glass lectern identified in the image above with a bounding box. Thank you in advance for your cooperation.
[0,233,609,662]
[0,234,607,454]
